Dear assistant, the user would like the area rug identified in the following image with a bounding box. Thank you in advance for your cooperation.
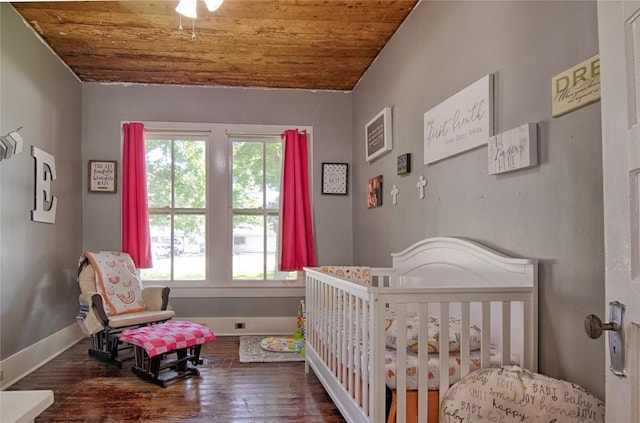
[239,335,305,363]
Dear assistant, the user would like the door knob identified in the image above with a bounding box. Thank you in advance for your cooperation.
[584,300,626,376]
[584,314,619,339]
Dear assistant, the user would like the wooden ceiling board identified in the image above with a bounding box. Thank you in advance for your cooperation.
[11,0,418,90]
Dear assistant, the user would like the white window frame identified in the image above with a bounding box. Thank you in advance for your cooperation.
[140,121,312,298]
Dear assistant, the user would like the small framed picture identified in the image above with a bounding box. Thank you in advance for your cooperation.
[321,163,348,195]
[88,160,117,193]
[397,153,411,175]
[367,175,383,208]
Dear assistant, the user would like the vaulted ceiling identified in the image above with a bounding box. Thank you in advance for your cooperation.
[11,1,418,90]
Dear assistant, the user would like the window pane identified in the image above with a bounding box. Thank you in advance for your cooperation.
[174,140,206,209]
[174,213,206,280]
[143,214,172,280]
[146,140,172,209]
[267,214,296,280]
[232,214,264,279]
[232,141,264,209]
[265,142,282,209]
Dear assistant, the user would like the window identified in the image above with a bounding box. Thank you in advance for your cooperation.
[141,133,207,282]
[230,136,296,281]
[138,123,307,291]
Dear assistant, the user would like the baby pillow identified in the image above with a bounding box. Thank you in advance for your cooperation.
[440,365,604,422]
[385,311,482,353]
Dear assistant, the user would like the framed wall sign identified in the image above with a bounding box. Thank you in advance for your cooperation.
[365,107,393,162]
[424,74,494,164]
[321,162,348,195]
[88,160,117,193]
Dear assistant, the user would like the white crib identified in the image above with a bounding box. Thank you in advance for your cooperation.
[304,237,538,423]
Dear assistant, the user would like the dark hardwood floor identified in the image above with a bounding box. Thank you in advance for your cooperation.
[7,336,347,423]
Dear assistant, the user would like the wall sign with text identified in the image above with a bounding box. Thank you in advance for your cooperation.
[488,123,538,175]
[88,160,117,193]
[424,74,494,164]
[365,107,393,162]
[552,54,600,118]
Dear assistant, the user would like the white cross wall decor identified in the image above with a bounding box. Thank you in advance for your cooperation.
[417,175,427,200]
[391,184,399,205]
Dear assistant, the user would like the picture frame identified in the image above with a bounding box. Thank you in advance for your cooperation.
[367,175,383,209]
[88,160,117,193]
[397,153,411,175]
[365,107,393,162]
[321,162,348,195]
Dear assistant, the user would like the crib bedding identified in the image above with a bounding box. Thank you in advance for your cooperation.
[385,309,483,354]
[384,345,514,390]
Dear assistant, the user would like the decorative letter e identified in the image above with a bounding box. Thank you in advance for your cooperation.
[31,146,58,224]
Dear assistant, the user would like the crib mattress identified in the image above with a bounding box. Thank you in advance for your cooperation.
[385,346,513,390]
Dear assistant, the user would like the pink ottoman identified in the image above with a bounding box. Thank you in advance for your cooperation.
[120,320,216,387]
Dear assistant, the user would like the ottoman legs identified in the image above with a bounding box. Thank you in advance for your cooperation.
[131,345,204,388]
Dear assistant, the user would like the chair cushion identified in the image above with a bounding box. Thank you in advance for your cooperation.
[440,365,604,422]
[108,310,175,328]
[80,251,147,316]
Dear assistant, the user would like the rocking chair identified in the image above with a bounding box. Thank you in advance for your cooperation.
[77,251,175,367]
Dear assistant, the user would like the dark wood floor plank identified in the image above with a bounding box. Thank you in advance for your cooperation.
[7,336,346,423]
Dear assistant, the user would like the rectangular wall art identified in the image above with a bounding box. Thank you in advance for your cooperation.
[424,74,494,164]
[321,162,348,195]
[367,175,383,209]
[487,123,538,175]
[365,107,393,162]
[551,54,600,117]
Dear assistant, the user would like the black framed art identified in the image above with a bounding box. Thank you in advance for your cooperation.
[88,160,117,193]
[321,163,348,195]
[397,153,411,175]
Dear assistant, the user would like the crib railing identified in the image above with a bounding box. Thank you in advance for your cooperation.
[305,266,536,423]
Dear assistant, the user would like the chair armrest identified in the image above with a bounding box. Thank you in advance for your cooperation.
[78,292,109,325]
[142,286,171,311]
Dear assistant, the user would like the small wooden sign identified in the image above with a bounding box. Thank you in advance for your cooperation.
[488,123,538,175]
[552,54,600,117]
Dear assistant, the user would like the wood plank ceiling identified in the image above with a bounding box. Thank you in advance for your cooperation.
[11,1,418,91]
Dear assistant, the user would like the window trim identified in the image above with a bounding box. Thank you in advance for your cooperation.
[138,121,313,297]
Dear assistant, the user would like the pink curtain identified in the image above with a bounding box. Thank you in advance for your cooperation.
[122,122,152,269]
[279,129,317,271]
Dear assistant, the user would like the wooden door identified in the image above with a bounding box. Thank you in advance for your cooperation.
[598,1,640,421]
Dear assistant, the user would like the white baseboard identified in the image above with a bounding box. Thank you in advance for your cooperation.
[0,323,85,390]
[181,316,298,336]
[0,316,297,389]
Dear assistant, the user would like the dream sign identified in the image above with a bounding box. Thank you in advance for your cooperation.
[552,54,600,117]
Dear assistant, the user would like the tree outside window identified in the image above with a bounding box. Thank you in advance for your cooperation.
[142,136,207,281]
[231,138,296,281]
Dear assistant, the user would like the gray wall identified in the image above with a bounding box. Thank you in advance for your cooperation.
[0,5,83,359]
[351,1,604,398]
[82,83,353,317]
